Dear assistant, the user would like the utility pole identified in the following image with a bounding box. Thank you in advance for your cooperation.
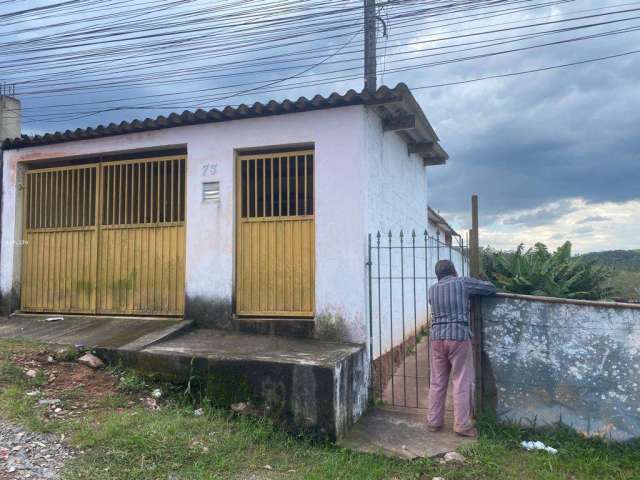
[364,0,377,90]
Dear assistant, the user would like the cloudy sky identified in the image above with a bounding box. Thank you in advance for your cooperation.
[420,0,640,253]
[4,0,639,253]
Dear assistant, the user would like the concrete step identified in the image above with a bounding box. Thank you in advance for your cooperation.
[97,327,367,441]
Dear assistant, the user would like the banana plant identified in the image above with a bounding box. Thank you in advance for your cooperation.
[482,241,611,300]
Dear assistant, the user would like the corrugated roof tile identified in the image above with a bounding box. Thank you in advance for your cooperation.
[1,83,444,164]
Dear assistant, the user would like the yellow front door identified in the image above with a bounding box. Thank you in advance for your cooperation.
[235,150,315,317]
[20,155,186,316]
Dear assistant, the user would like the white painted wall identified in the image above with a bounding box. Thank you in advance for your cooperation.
[363,109,431,358]
[427,219,469,288]
[0,106,370,342]
[0,104,441,354]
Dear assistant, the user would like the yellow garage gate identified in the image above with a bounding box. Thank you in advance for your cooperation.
[20,155,186,316]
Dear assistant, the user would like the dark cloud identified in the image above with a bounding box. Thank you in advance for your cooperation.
[416,3,640,224]
[501,199,575,227]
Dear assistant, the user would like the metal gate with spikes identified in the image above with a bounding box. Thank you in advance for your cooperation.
[368,229,469,408]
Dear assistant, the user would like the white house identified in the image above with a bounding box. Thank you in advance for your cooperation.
[428,206,468,279]
[0,84,448,349]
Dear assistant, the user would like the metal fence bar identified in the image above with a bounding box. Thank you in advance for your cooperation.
[400,230,407,406]
[367,233,374,402]
[376,232,383,401]
[424,230,430,390]
[369,228,469,409]
[388,230,395,405]
[412,230,419,408]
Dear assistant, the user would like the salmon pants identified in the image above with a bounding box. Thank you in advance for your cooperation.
[427,339,475,432]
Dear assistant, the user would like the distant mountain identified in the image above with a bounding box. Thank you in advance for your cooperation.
[576,250,640,272]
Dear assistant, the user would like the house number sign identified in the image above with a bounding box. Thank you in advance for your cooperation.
[201,163,218,177]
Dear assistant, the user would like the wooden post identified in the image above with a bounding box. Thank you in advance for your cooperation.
[470,194,480,277]
[469,194,483,415]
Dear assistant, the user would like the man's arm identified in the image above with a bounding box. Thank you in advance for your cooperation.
[461,277,497,296]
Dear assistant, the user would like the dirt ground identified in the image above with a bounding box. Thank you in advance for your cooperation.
[3,348,132,421]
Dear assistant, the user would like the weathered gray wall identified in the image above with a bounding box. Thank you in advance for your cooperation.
[482,293,640,441]
[0,95,21,142]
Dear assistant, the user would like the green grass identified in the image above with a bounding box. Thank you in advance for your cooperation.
[61,409,640,480]
[65,403,433,480]
[1,339,639,479]
[95,393,130,409]
[55,345,80,362]
[114,368,149,394]
[0,340,61,432]
[0,360,26,385]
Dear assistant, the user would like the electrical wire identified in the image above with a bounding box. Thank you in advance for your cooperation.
[0,0,636,129]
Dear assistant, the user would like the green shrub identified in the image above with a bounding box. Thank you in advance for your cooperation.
[482,241,611,300]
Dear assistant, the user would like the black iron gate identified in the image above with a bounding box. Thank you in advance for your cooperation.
[367,229,469,409]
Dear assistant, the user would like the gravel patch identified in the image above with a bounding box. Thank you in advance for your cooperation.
[0,420,74,479]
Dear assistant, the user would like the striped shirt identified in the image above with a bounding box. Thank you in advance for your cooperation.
[428,275,497,341]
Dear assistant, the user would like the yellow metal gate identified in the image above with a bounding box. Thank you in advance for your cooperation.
[21,164,99,313]
[21,155,186,316]
[235,150,315,317]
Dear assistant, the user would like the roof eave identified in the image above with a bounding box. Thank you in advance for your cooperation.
[428,207,460,237]
[2,83,448,162]
[365,83,448,166]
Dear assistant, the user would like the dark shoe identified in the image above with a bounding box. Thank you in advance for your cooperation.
[454,427,477,438]
[427,425,442,433]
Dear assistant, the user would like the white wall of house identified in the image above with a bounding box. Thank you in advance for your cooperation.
[0,106,373,342]
[363,109,431,358]
[427,219,469,288]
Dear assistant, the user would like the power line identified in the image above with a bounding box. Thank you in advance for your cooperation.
[21,47,640,124]
[410,47,640,90]
[11,4,639,98]
[3,0,638,129]
[15,16,640,106]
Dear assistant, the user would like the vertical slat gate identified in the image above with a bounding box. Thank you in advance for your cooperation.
[21,164,99,313]
[236,150,315,317]
[97,157,186,315]
[20,156,186,316]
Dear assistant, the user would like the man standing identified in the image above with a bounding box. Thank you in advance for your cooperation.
[427,259,496,437]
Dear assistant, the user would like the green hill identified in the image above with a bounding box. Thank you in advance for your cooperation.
[573,249,640,301]
[576,249,640,272]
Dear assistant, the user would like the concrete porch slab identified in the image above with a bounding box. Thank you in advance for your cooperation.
[0,314,193,351]
[338,406,475,459]
[96,328,369,441]
[142,327,360,366]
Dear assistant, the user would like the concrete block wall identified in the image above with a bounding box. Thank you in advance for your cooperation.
[0,95,21,142]
[482,292,640,441]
